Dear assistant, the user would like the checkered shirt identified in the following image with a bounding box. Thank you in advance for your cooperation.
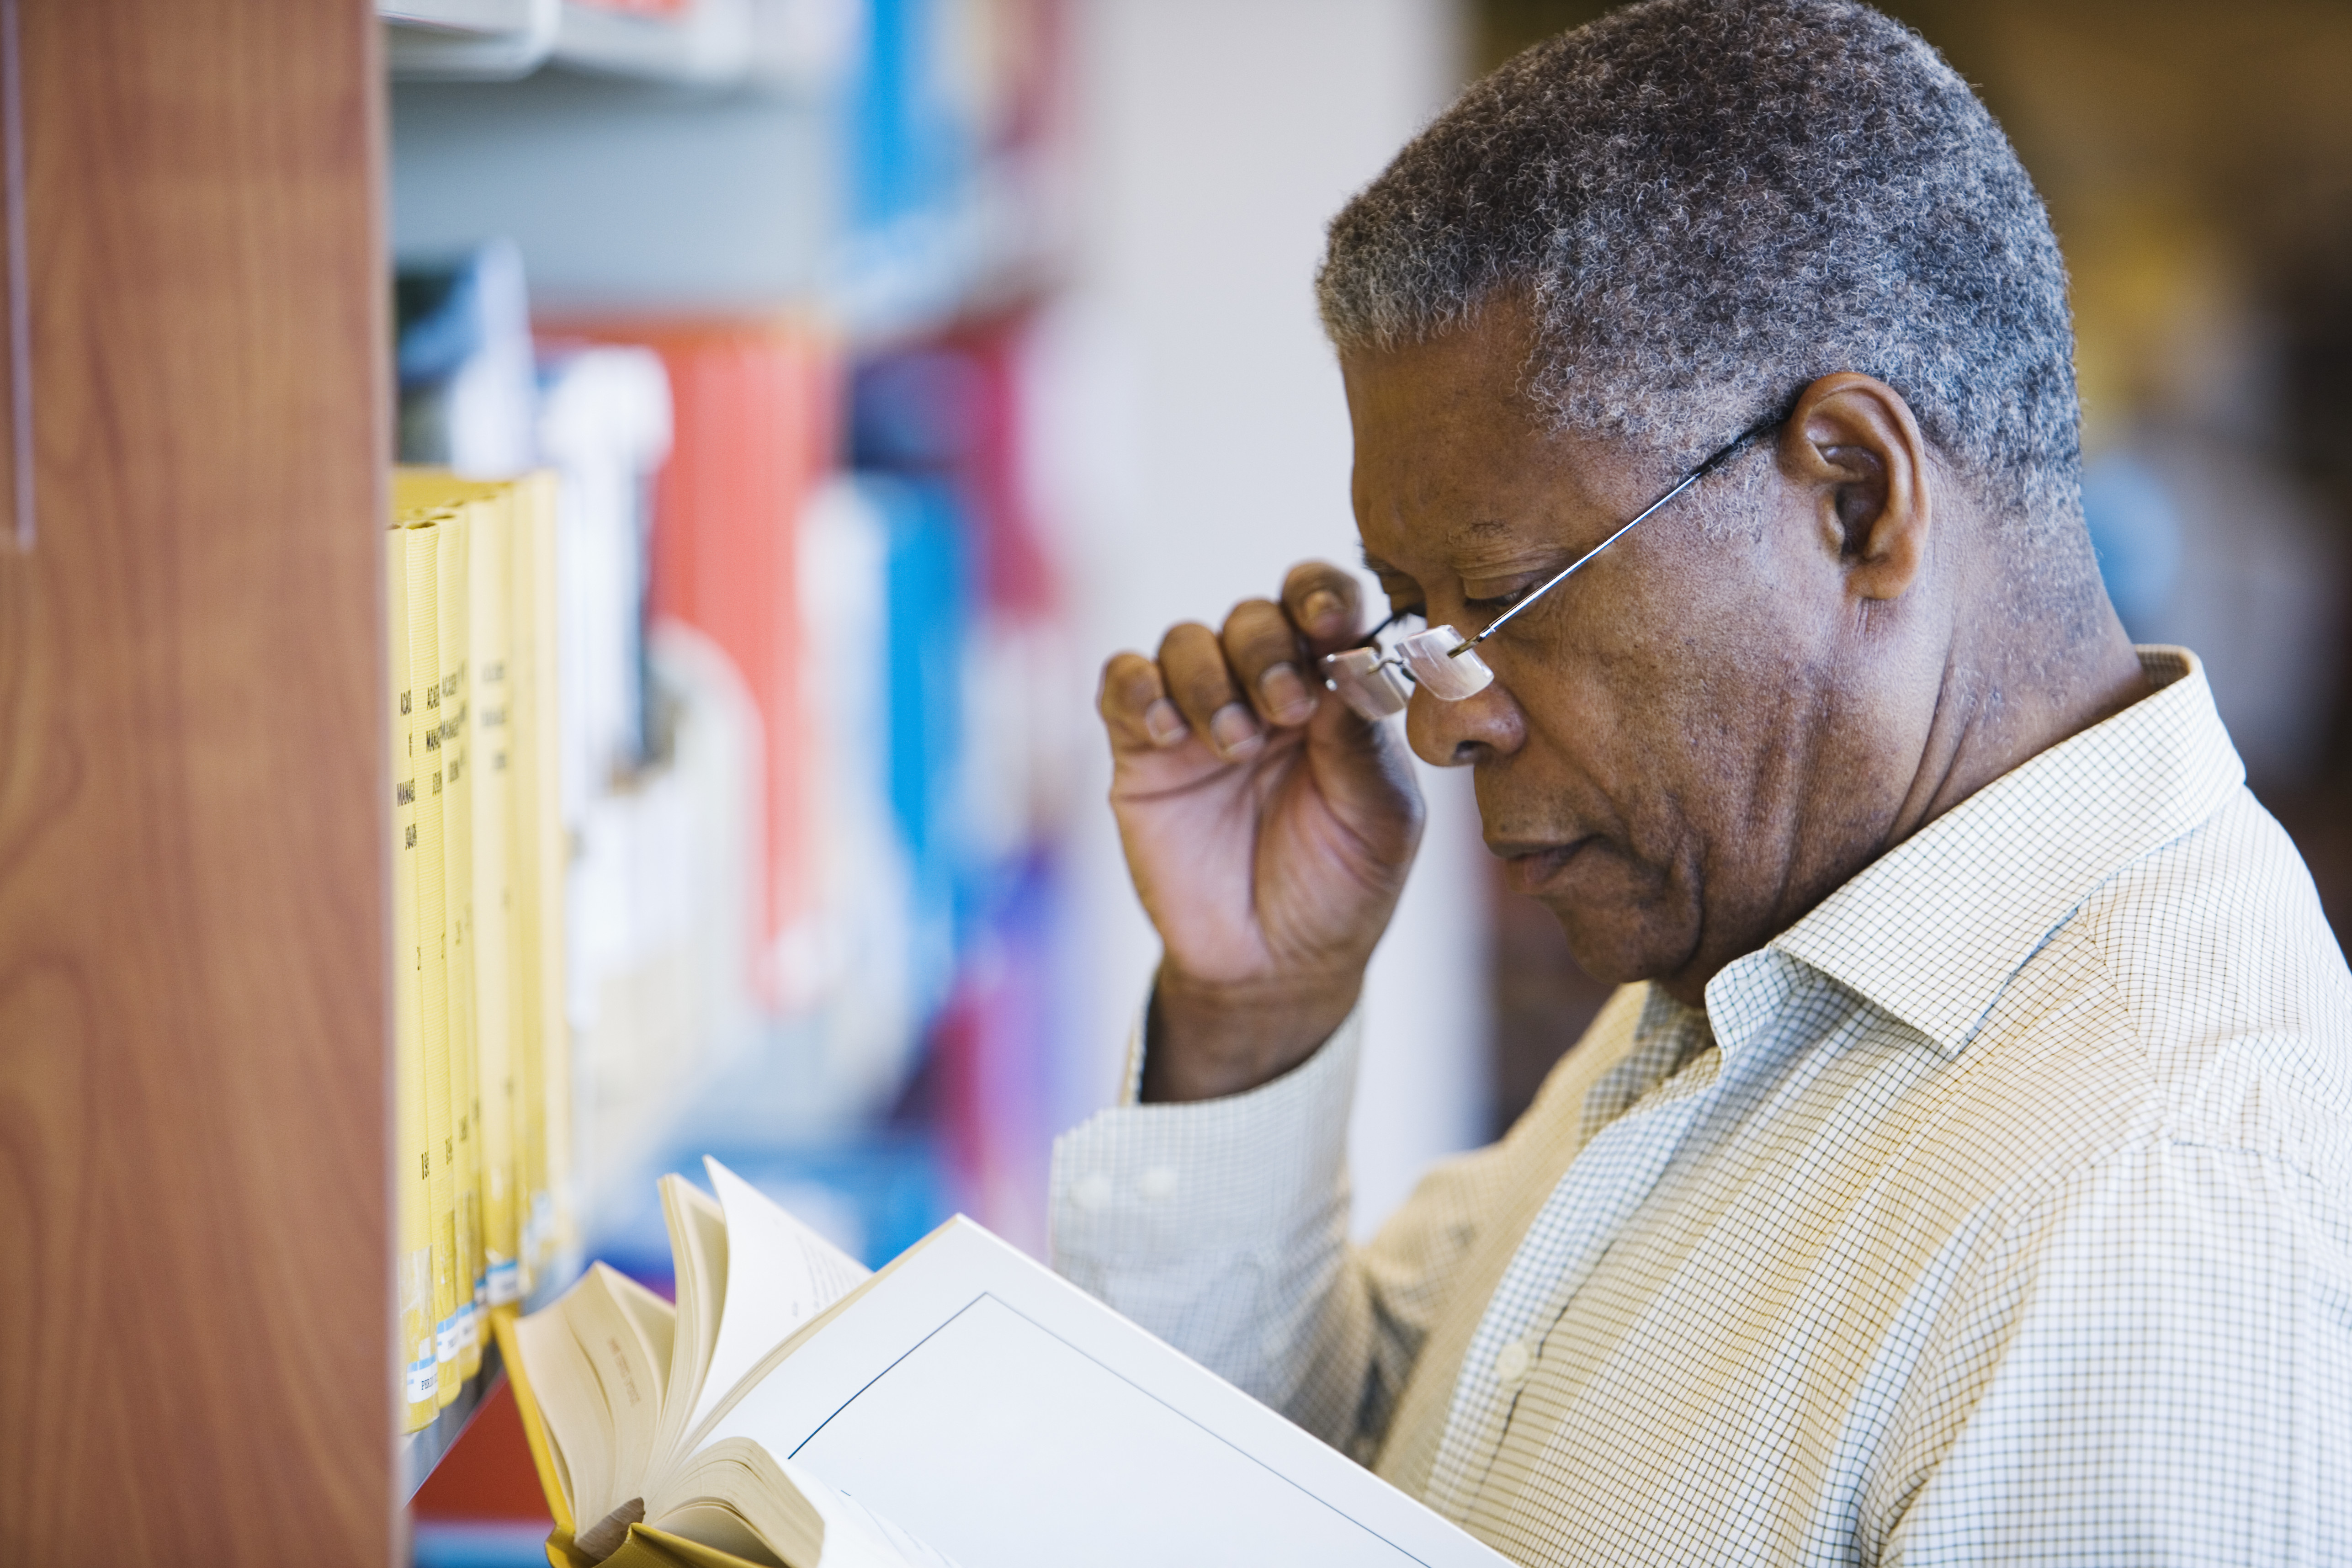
[1050,648,2352,1565]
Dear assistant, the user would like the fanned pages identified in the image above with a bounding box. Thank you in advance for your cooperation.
[508,1167,1510,1568]
[511,1159,886,1566]
[692,1159,869,1437]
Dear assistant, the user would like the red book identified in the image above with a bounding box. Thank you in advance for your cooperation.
[545,318,838,1008]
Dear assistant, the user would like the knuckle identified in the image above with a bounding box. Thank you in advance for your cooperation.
[1157,620,1215,661]
[1221,598,1291,654]
[1178,659,1237,703]
[1098,653,1157,715]
[1285,558,1356,597]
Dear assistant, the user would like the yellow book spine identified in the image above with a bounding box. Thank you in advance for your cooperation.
[510,469,570,1284]
[389,524,438,1435]
[403,515,464,1408]
[507,485,545,1298]
[438,500,486,1382]
[469,487,522,1309]
[527,471,574,1273]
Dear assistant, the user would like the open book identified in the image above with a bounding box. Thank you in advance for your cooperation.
[501,1159,1511,1568]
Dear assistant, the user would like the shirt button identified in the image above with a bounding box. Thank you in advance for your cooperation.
[1494,1340,1532,1387]
[1072,1173,1114,1211]
[1139,1165,1178,1200]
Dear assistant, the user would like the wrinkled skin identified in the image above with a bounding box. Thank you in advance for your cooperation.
[1098,304,2148,1102]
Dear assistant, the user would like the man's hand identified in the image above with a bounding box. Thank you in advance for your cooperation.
[1097,561,1424,1101]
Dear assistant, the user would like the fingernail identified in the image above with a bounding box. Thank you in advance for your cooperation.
[1259,662,1317,725]
[1301,590,1343,633]
[1144,700,1189,747]
[1208,702,1263,758]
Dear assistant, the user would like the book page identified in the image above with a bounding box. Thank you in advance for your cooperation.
[777,1455,963,1568]
[570,1264,672,1519]
[697,1221,1507,1568]
[512,1292,611,1524]
[655,1175,730,1475]
[609,1266,677,1415]
[690,1159,871,1436]
[658,1437,962,1568]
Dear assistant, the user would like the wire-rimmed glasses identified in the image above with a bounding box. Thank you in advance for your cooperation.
[1320,414,1782,722]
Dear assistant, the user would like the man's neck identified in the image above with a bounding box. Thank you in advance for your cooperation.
[1654,602,2152,1014]
[1893,612,2152,848]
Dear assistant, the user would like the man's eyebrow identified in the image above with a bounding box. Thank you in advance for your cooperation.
[1361,516,1521,575]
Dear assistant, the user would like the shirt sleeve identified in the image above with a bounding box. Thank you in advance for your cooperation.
[1874,1141,2352,1565]
[1046,1003,1364,1426]
[1048,1003,1518,1461]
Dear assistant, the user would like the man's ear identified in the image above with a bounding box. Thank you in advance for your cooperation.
[1778,373,1931,602]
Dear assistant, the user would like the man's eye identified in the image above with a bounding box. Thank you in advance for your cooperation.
[1464,584,1536,615]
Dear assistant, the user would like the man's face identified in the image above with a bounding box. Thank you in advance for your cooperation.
[1342,313,1917,999]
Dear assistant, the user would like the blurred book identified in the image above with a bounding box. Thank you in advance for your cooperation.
[387,0,560,80]
[538,345,673,814]
[549,320,837,1011]
[398,241,540,477]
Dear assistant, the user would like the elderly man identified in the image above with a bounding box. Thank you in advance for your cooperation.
[1051,0,2352,1562]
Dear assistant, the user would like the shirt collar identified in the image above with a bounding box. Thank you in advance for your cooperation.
[1739,647,2244,1058]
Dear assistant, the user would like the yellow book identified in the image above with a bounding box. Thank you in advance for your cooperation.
[437,499,487,1382]
[393,468,527,1310]
[468,487,523,1309]
[401,511,464,1408]
[510,469,571,1286]
[388,523,438,1435]
[394,466,571,1298]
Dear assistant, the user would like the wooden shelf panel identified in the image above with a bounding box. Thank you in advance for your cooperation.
[0,0,393,1558]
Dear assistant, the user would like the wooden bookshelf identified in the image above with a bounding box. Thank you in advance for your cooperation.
[0,0,395,1560]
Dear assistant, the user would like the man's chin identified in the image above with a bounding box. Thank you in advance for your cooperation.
[1538,889,1690,992]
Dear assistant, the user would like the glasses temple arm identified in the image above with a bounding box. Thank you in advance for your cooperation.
[1450,416,1779,657]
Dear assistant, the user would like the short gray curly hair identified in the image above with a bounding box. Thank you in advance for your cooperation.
[1317,0,2082,535]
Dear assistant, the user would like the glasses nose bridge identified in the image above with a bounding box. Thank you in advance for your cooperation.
[1397,624,1494,701]
[1320,615,1495,722]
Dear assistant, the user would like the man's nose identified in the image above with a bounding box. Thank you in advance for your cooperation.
[1406,676,1522,767]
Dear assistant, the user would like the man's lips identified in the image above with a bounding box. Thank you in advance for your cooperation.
[1491,837,1594,897]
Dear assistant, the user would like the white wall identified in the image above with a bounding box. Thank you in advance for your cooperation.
[1032,0,1485,1235]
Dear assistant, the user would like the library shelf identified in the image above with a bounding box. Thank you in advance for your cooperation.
[400,1338,508,1505]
